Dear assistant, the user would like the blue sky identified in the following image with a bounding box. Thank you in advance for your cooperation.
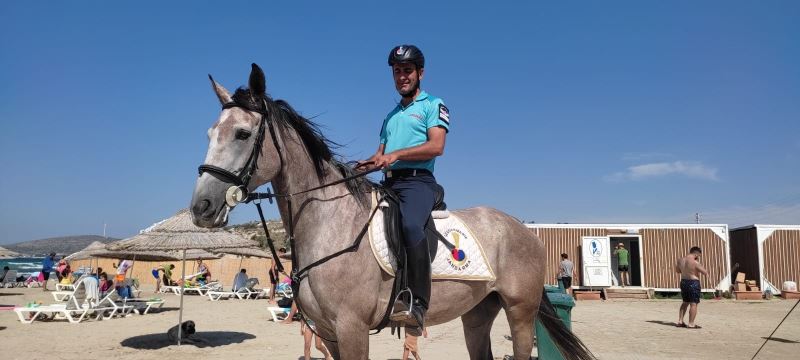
[1,1,798,244]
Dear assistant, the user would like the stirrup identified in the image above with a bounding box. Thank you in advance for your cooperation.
[389,288,414,323]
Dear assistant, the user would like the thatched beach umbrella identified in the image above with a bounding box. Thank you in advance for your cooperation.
[107,208,261,345]
[0,246,20,259]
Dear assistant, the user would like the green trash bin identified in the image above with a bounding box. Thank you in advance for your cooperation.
[545,284,564,294]
[535,292,575,360]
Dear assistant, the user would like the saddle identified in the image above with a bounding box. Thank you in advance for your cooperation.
[379,183,453,266]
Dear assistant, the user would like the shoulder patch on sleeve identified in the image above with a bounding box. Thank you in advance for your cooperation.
[438,104,450,124]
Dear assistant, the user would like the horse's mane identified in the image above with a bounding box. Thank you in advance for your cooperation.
[230,87,375,205]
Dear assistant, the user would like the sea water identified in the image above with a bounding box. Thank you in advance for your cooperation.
[0,257,44,277]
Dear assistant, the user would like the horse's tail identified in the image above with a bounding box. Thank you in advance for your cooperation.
[537,291,596,360]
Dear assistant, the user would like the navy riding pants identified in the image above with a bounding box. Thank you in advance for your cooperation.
[385,173,437,248]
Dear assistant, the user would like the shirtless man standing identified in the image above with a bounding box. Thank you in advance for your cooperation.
[675,246,708,328]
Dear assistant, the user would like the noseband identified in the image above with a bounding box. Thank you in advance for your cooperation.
[197,100,284,206]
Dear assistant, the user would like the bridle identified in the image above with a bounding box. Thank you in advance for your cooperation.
[198,99,283,207]
[196,96,385,341]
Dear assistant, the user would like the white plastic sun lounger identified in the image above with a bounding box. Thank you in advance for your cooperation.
[13,304,89,324]
[267,306,292,322]
[121,298,166,315]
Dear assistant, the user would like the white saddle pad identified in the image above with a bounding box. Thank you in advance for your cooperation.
[368,192,495,281]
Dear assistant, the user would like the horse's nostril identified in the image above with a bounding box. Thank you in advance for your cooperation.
[193,199,211,216]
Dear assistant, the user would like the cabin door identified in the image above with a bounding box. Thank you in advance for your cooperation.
[581,236,612,287]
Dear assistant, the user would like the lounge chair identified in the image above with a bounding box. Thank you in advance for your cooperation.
[160,285,181,295]
[206,278,265,301]
[120,297,166,315]
[182,281,222,296]
[14,278,128,324]
[267,306,292,322]
[1,270,20,288]
[51,274,89,301]
[276,282,293,298]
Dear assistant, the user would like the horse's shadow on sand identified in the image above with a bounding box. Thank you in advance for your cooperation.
[121,331,255,349]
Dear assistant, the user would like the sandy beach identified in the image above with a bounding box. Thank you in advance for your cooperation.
[1,286,797,359]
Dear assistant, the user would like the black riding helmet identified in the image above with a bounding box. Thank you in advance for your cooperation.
[388,45,425,68]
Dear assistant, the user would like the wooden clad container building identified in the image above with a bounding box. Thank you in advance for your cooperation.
[527,224,731,292]
[729,224,800,295]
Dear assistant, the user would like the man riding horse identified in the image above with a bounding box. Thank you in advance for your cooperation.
[359,44,450,331]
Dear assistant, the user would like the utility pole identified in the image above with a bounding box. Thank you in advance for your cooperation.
[694,212,701,224]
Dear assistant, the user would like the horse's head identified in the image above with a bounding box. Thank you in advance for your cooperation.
[191,64,282,228]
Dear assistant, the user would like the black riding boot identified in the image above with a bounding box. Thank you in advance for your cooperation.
[391,240,432,328]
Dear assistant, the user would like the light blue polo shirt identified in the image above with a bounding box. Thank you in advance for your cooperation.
[379,91,450,172]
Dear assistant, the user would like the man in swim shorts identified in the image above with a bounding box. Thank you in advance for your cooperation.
[675,246,708,329]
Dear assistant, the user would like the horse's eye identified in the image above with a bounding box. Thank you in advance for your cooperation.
[235,129,252,140]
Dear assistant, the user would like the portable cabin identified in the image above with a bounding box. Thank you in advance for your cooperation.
[527,224,731,292]
[729,224,800,295]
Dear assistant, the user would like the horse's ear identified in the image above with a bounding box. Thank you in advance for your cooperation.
[249,63,266,95]
[208,74,232,105]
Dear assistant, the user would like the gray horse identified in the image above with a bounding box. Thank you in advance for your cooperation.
[191,64,593,360]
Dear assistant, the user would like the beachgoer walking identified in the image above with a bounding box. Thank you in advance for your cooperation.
[557,253,574,295]
[614,243,630,287]
[675,246,708,329]
[358,44,450,331]
[41,252,55,291]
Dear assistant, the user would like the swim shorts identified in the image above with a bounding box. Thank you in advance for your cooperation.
[680,279,701,303]
[618,265,629,272]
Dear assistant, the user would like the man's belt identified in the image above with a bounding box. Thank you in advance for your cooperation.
[384,168,432,179]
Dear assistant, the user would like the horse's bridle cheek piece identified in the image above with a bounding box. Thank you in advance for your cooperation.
[197,100,284,208]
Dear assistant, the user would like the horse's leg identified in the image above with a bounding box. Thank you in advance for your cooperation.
[332,316,370,360]
[322,339,340,360]
[501,287,542,360]
[461,292,502,360]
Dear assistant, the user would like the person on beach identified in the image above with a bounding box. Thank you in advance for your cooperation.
[59,265,73,286]
[233,268,248,291]
[614,243,630,287]
[113,259,133,282]
[55,258,68,283]
[151,266,162,292]
[402,328,428,360]
[675,246,708,329]
[557,253,574,295]
[162,264,176,286]
[269,247,287,304]
[196,259,211,285]
[41,252,55,291]
[301,317,333,360]
[99,272,113,295]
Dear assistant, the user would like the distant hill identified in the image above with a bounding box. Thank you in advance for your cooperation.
[226,220,288,249]
[5,235,118,257]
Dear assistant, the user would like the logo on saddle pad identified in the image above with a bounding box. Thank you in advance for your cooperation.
[444,229,472,271]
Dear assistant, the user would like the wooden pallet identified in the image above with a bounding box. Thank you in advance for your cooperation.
[734,291,763,300]
[604,288,650,300]
[574,291,601,300]
[781,291,800,300]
